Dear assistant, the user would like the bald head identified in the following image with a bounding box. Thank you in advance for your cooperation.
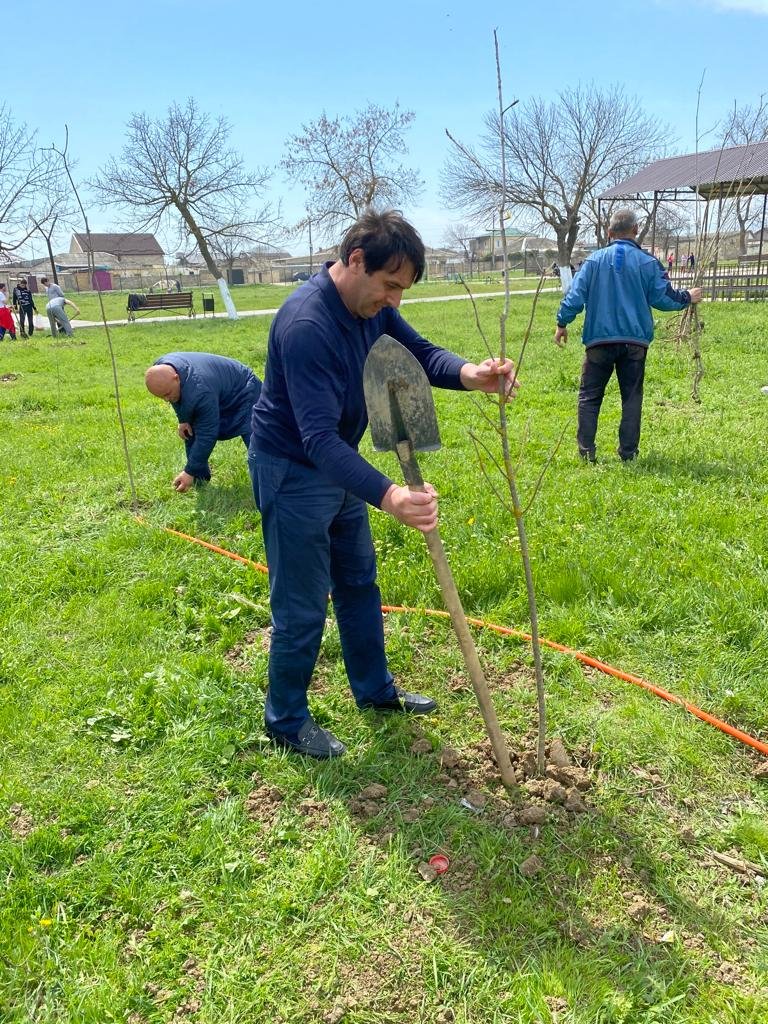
[145,363,181,403]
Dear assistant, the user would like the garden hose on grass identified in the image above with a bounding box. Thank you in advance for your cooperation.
[136,516,768,759]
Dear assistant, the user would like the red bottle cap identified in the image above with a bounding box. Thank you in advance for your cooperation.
[428,854,450,874]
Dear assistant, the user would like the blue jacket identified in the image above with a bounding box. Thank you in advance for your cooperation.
[556,239,691,347]
[154,352,261,478]
[251,263,467,507]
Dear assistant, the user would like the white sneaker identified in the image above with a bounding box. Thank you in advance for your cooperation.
[761,386,768,396]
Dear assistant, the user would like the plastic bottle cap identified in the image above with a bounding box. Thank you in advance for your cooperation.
[428,854,450,874]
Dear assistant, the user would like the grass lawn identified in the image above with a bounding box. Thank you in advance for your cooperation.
[1,290,767,1023]
[49,273,553,324]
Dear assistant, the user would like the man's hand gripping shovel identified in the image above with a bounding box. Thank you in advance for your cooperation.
[363,334,516,790]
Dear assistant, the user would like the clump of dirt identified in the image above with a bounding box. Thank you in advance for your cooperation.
[297,797,330,830]
[752,762,768,780]
[224,628,271,671]
[349,783,389,821]
[410,738,433,756]
[0,373,19,382]
[244,783,284,825]
[8,804,34,839]
[519,854,545,878]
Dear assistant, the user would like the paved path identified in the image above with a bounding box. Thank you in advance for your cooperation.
[70,286,562,330]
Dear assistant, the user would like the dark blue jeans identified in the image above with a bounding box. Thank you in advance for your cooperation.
[248,449,397,739]
[577,343,647,460]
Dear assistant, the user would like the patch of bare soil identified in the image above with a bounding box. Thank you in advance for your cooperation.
[8,803,34,839]
[224,628,271,671]
[244,782,284,826]
[304,947,423,1023]
[296,796,331,830]
[0,372,19,382]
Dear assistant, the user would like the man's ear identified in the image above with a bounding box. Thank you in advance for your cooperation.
[347,248,366,273]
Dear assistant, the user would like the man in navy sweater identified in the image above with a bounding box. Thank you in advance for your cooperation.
[249,209,518,759]
[146,352,261,491]
[554,208,702,462]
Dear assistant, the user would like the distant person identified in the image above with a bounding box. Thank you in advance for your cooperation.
[175,279,181,293]
[667,253,674,272]
[688,253,695,270]
[145,352,262,492]
[0,283,17,341]
[554,207,702,462]
[12,277,37,337]
[39,276,80,337]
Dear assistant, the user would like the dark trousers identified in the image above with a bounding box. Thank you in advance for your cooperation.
[248,448,396,739]
[183,432,249,481]
[18,307,34,335]
[577,343,647,460]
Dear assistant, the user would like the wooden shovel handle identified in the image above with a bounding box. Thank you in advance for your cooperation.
[395,442,516,790]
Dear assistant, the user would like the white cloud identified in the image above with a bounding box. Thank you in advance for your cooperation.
[701,0,768,13]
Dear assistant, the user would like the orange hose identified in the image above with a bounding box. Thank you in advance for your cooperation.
[134,516,268,573]
[137,517,768,758]
[382,605,768,757]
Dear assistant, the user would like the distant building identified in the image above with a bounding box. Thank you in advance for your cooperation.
[70,232,165,270]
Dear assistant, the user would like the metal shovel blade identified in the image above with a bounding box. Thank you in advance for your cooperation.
[363,334,441,453]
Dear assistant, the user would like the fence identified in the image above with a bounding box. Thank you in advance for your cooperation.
[670,267,768,301]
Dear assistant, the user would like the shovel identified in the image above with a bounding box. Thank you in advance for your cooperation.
[363,334,516,790]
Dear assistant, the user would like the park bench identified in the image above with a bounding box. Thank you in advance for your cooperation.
[126,291,195,322]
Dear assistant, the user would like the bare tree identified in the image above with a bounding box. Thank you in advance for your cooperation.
[91,98,273,320]
[0,105,48,258]
[281,103,422,242]
[442,85,670,289]
[720,98,768,254]
[27,148,78,283]
[441,221,481,277]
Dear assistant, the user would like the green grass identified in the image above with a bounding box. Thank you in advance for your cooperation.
[55,273,553,323]
[1,291,767,1023]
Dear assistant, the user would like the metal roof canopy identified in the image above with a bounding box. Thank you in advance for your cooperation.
[600,140,768,201]
[597,140,768,274]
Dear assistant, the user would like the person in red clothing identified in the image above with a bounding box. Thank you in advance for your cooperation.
[0,284,17,341]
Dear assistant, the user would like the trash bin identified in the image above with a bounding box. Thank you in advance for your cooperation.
[202,295,214,316]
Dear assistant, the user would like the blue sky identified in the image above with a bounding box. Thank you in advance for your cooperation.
[22,0,768,256]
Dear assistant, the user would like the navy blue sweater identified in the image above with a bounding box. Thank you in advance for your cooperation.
[250,264,467,507]
[155,352,261,478]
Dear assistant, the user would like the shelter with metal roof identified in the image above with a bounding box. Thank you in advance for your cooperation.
[598,140,768,269]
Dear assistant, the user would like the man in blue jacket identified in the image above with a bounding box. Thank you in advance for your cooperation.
[145,352,261,491]
[554,208,702,462]
[249,209,518,759]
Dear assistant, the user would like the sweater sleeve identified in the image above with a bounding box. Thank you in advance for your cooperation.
[182,391,221,477]
[281,321,394,507]
[385,310,468,388]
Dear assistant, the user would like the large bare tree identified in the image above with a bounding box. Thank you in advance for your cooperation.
[281,103,422,242]
[442,85,669,289]
[719,98,768,255]
[0,105,48,259]
[91,98,272,319]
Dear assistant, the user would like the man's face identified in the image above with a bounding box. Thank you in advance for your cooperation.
[157,374,181,403]
[347,250,416,319]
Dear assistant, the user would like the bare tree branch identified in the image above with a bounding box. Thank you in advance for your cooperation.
[282,103,422,242]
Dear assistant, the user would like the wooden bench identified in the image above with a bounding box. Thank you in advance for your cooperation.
[126,291,195,321]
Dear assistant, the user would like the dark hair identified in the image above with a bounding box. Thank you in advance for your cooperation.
[338,209,425,283]
[40,276,48,283]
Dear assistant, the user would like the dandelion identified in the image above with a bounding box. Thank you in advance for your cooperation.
[39,918,53,927]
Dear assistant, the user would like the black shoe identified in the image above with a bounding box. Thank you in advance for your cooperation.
[267,718,346,759]
[579,449,596,463]
[360,687,438,715]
